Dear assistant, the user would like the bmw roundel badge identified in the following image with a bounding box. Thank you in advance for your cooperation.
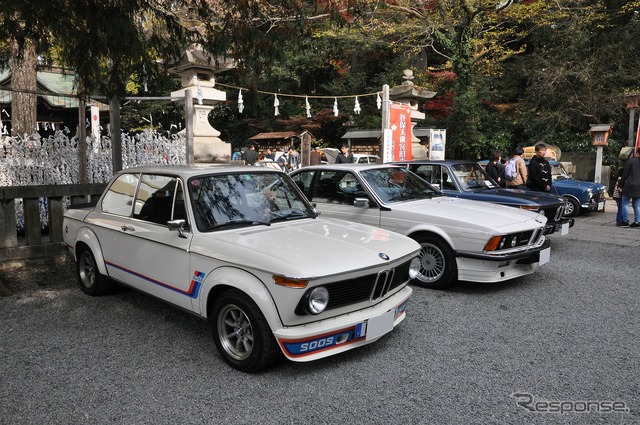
[379,253,390,261]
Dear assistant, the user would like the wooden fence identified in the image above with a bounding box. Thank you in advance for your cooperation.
[0,184,107,267]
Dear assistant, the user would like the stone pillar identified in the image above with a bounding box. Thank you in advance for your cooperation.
[170,44,235,163]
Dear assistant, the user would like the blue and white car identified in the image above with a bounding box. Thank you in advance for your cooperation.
[546,161,607,217]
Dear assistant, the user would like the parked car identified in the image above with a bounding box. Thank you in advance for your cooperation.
[353,154,381,164]
[392,160,573,235]
[63,165,421,372]
[479,159,607,217]
[545,160,607,217]
[289,164,551,290]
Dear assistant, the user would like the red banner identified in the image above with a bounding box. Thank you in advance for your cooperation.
[389,102,412,161]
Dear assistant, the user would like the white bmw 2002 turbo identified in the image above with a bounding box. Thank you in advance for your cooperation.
[289,164,551,290]
[63,165,421,372]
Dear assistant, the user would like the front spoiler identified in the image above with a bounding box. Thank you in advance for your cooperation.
[456,237,550,262]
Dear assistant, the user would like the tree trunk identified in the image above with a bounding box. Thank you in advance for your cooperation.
[10,39,37,137]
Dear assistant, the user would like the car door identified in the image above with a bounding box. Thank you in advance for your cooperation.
[291,169,382,227]
[105,173,195,311]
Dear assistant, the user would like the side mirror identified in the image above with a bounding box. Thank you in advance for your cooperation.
[168,219,189,239]
[353,198,370,208]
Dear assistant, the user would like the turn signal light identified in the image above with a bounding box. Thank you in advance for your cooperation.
[273,275,308,288]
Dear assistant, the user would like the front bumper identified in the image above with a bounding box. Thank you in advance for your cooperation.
[455,238,552,283]
[544,218,575,235]
[274,285,412,362]
[583,198,606,212]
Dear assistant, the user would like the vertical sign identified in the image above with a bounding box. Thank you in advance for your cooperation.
[389,102,412,161]
[428,129,447,160]
[91,105,100,142]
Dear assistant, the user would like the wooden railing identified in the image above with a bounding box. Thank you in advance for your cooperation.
[0,184,107,265]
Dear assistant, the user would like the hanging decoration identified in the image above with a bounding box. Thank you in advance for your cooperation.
[212,82,383,117]
[354,96,361,114]
[238,90,244,113]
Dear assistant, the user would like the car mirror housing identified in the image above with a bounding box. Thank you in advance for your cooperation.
[354,198,370,208]
[168,219,189,238]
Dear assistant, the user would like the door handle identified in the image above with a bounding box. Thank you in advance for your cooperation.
[121,224,135,232]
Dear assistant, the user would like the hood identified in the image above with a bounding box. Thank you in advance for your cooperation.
[466,188,565,207]
[190,218,420,278]
[391,197,546,232]
[553,178,606,192]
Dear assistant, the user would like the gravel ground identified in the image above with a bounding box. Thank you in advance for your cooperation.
[1,206,638,425]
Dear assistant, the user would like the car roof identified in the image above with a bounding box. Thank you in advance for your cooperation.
[391,159,476,165]
[114,164,286,179]
[292,163,401,172]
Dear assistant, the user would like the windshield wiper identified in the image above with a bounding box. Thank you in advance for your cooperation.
[206,219,271,231]
[270,210,310,222]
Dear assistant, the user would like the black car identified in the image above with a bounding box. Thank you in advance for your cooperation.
[391,160,574,235]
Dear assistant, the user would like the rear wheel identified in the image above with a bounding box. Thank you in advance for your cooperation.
[564,197,580,218]
[76,246,113,296]
[412,235,457,289]
[211,289,279,372]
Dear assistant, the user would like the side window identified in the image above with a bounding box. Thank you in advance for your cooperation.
[290,171,314,199]
[314,171,343,203]
[441,167,456,190]
[314,171,361,205]
[412,165,436,185]
[133,174,179,225]
[101,173,139,216]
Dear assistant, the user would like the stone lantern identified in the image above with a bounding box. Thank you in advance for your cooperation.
[170,44,235,163]
[388,69,436,159]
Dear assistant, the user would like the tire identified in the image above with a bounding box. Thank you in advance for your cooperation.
[76,246,113,296]
[211,289,280,372]
[412,234,457,289]
[564,197,580,218]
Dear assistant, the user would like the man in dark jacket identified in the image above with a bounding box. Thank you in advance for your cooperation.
[527,143,552,192]
[335,143,354,164]
[243,144,259,165]
[619,148,640,227]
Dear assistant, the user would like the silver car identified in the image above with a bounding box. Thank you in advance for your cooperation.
[290,164,551,290]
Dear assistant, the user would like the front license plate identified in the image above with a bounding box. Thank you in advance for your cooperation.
[539,247,551,265]
[597,201,605,210]
[561,222,569,235]
[365,310,395,341]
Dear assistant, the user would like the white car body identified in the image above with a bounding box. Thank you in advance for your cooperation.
[63,165,420,372]
[353,154,381,164]
[290,164,551,289]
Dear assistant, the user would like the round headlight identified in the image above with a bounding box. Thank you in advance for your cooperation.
[409,257,421,280]
[308,286,329,315]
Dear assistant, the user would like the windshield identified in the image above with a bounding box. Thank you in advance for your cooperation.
[550,163,570,179]
[189,172,314,231]
[451,163,499,191]
[360,167,442,203]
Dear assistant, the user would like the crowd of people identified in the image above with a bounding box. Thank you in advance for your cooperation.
[231,142,357,172]
[485,143,550,192]
[490,142,640,228]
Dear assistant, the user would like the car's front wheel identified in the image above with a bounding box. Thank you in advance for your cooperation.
[563,197,580,218]
[76,246,114,296]
[412,234,457,289]
[211,289,280,372]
